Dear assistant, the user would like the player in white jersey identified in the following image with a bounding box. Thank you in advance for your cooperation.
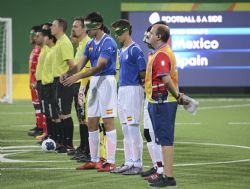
[111,19,146,175]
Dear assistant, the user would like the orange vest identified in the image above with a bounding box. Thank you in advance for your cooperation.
[145,45,178,103]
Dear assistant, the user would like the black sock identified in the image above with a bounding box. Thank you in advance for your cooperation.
[55,122,63,144]
[80,123,89,153]
[46,118,53,138]
[63,117,74,147]
[101,123,106,135]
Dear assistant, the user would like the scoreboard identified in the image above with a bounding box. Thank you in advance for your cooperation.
[128,11,250,87]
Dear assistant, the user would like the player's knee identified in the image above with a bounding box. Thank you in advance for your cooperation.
[144,129,152,142]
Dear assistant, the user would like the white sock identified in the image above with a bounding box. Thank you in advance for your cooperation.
[128,125,143,167]
[149,130,163,165]
[154,143,163,165]
[157,165,164,174]
[106,129,117,164]
[122,124,133,166]
[147,142,156,166]
[89,130,100,162]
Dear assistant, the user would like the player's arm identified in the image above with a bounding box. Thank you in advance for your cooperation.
[60,55,88,82]
[161,75,179,99]
[62,57,107,86]
[134,46,146,85]
[66,59,75,70]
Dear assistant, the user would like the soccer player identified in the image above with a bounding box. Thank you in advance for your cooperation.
[110,19,145,175]
[144,22,187,187]
[34,29,50,141]
[61,12,117,172]
[67,17,91,162]
[27,25,45,137]
[51,18,75,152]
[40,29,57,142]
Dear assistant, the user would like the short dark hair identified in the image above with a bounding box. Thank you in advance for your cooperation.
[42,29,57,43]
[55,18,67,32]
[42,22,52,28]
[74,17,85,28]
[85,12,104,30]
[111,19,132,35]
[155,25,170,42]
[31,25,41,33]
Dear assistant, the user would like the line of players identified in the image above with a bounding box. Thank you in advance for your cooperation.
[27,12,184,187]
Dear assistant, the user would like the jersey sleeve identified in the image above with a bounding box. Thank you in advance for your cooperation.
[83,40,91,58]
[153,52,171,77]
[100,38,116,61]
[131,46,146,72]
[61,41,74,61]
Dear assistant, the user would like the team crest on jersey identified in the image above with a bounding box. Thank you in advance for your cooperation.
[161,61,165,66]
[89,46,93,51]
[127,116,133,121]
[106,109,113,114]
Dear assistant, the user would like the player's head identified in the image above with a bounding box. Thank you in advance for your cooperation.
[43,29,56,46]
[143,25,153,48]
[148,23,170,49]
[30,25,41,45]
[111,19,132,43]
[42,22,52,30]
[84,12,104,37]
[35,29,46,46]
[71,16,86,39]
[51,18,67,37]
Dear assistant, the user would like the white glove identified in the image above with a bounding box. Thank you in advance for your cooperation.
[182,95,199,115]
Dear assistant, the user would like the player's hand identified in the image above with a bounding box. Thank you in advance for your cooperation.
[176,93,189,105]
[60,73,69,83]
[62,75,79,86]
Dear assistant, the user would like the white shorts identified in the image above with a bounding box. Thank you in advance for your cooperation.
[144,99,153,132]
[118,85,144,125]
[87,75,117,118]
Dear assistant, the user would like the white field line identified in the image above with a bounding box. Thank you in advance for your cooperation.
[197,98,250,102]
[198,103,250,110]
[0,112,34,115]
[1,103,249,115]
[1,159,250,170]
[176,122,201,125]
[173,158,250,167]
[228,122,250,125]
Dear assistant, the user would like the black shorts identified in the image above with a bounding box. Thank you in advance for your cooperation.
[55,78,75,115]
[42,83,59,119]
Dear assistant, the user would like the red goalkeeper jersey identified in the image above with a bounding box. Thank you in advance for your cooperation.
[29,46,40,84]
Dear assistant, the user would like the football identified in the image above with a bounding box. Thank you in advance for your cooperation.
[41,138,56,152]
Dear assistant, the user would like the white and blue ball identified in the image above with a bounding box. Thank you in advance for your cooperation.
[41,138,56,152]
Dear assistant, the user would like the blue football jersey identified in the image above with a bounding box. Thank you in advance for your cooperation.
[119,42,146,86]
[84,34,117,76]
